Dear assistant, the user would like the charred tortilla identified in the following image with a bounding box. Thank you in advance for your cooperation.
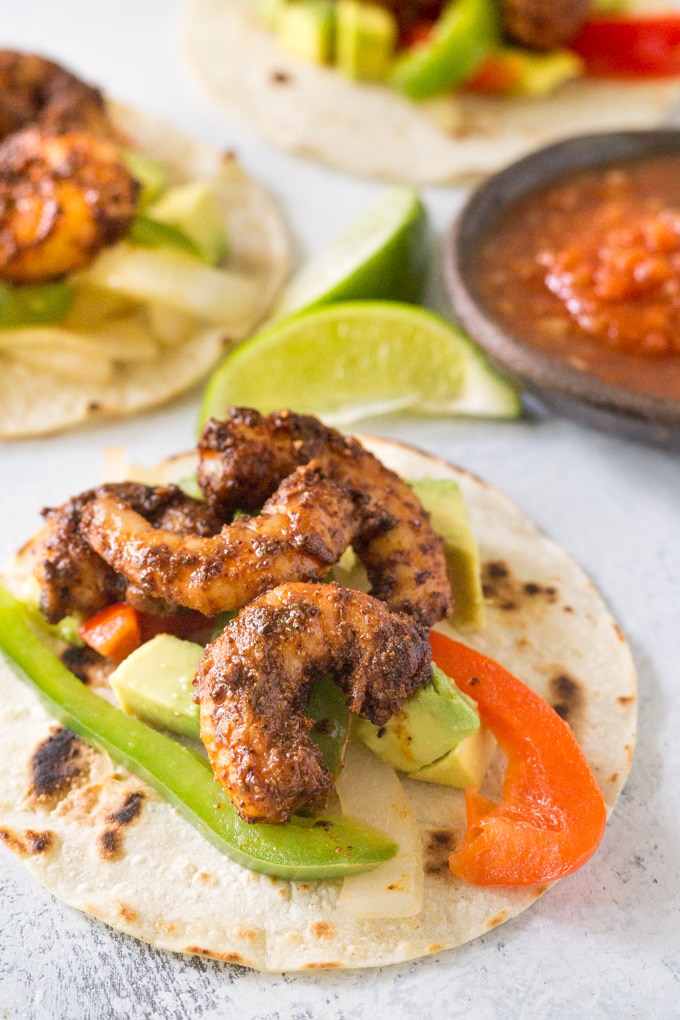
[0,101,289,439]
[180,0,680,184]
[0,436,636,970]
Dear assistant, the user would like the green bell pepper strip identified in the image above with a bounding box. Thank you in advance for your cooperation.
[128,216,205,261]
[390,0,500,100]
[0,585,396,880]
[0,281,74,328]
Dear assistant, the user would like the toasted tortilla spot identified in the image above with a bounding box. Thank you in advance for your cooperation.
[486,910,509,930]
[117,903,139,924]
[109,791,145,826]
[271,70,290,85]
[609,773,620,784]
[425,828,456,876]
[304,962,343,969]
[97,827,122,860]
[0,828,55,856]
[311,921,336,940]
[484,562,560,611]
[184,946,247,964]
[617,695,636,707]
[549,672,584,728]
[30,727,93,804]
[60,645,111,686]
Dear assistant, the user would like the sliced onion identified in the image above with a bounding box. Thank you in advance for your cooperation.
[335,737,423,919]
[78,244,261,328]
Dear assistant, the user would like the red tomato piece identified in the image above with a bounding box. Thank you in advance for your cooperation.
[571,16,680,78]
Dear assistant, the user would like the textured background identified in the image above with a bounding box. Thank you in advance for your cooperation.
[1,2,679,1016]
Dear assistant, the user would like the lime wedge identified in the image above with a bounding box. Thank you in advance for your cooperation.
[271,186,428,320]
[199,301,520,428]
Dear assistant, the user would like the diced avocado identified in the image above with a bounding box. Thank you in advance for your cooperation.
[510,47,584,96]
[336,0,397,82]
[123,150,168,207]
[109,633,203,738]
[147,181,228,266]
[409,477,485,631]
[390,0,499,100]
[257,0,289,30]
[410,725,496,788]
[278,1,335,65]
[354,664,480,773]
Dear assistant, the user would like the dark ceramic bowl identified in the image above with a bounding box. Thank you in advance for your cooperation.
[444,130,680,448]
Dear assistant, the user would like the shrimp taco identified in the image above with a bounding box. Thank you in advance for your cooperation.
[0,53,288,438]
[180,0,680,183]
[0,410,636,971]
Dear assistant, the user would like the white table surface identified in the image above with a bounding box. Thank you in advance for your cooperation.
[1,3,679,1017]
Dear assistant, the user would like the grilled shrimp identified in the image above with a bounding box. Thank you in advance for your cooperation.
[502,0,591,50]
[78,464,361,618]
[195,582,432,824]
[0,51,113,141]
[0,128,139,283]
[198,408,452,627]
[34,483,223,624]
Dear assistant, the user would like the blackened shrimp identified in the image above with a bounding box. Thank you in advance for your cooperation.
[0,51,113,141]
[78,464,361,618]
[0,128,139,283]
[34,482,223,623]
[198,408,452,627]
[195,582,432,824]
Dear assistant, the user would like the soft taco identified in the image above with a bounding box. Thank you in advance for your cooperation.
[180,0,680,184]
[0,412,636,971]
[0,52,288,439]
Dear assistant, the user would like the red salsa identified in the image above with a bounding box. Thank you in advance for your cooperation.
[475,154,680,400]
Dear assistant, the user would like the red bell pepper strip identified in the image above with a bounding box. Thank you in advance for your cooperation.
[571,15,680,78]
[79,602,142,664]
[429,631,607,887]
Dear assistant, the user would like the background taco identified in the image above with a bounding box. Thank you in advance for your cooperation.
[0,74,289,439]
[0,436,636,971]
[180,0,680,184]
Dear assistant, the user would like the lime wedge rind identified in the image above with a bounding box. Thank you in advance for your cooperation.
[272,185,428,320]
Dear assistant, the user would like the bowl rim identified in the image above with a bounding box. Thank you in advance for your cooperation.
[444,128,680,428]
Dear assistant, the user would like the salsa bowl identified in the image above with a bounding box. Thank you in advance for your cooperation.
[444,130,680,448]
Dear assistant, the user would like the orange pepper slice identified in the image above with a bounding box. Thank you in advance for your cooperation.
[79,602,141,664]
[430,630,607,887]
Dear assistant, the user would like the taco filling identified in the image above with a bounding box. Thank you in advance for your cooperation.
[0,409,636,970]
[181,0,680,183]
[0,51,288,438]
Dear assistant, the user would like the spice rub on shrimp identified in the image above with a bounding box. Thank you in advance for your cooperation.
[195,582,432,824]
[198,408,452,627]
[34,482,224,624]
[0,128,139,283]
[0,51,113,141]
[78,464,361,618]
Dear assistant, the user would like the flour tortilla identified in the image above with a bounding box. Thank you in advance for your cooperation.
[0,102,289,439]
[0,437,636,971]
[180,0,680,184]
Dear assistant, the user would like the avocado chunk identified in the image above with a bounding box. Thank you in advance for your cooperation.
[410,724,496,788]
[336,0,397,82]
[257,0,289,30]
[354,663,480,774]
[123,149,168,208]
[147,181,228,266]
[110,634,203,738]
[409,477,485,631]
[390,0,499,100]
[278,1,336,65]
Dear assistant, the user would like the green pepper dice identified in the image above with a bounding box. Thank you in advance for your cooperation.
[0,586,396,880]
[390,0,499,100]
[0,280,74,328]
